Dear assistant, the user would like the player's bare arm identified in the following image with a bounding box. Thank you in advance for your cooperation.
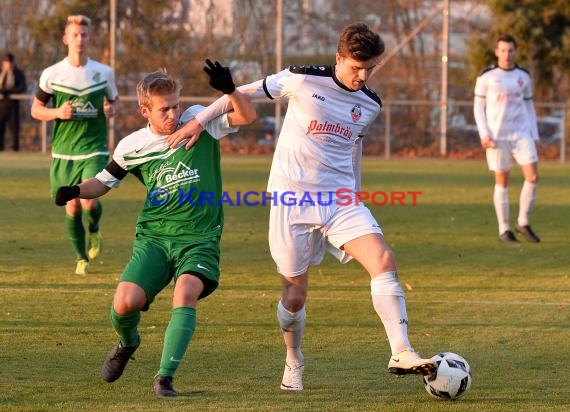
[170,86,255,150]
[55,178,111,206]
[227,90,256,127]
[167,117,204,149]
[31,98,74,121]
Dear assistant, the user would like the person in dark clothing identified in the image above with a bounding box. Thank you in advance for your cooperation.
[0,53,27,151]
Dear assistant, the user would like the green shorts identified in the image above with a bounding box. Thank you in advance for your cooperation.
[120,234,221,309]
[50,156,108,198]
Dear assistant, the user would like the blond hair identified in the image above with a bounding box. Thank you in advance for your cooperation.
[137,69,180,109]
[65,15,91,32]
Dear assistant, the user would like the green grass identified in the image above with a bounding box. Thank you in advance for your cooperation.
[1,152,569,411]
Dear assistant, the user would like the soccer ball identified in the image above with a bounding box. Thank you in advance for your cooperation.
[423,352,472,400]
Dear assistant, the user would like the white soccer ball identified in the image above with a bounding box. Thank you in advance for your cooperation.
[423,352,472,400]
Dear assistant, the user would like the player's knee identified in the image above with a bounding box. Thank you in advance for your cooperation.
[380,248,396,270]
[114,296,145,314]
[65,199,82,216]
[286,301,305,313]
[283,288,307,312]
[113,299,141,315]
[173,275,203,306]
[113,285,146,314]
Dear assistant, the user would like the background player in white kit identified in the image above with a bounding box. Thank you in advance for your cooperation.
[167,22,437,391]
[474,34,542,243]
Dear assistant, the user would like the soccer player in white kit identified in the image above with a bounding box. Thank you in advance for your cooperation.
[474,34,542,243]
[167,22,437,391]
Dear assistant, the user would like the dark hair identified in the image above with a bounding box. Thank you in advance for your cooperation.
[337,22,385,61]
[496,34,517,49]
[3,53,14,62]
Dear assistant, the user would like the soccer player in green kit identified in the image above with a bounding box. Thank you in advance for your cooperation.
[31,15,119,275]
[54,62,256,397]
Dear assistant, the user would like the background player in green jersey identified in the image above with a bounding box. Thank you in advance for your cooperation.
[54,62,255,398]
[31,15,119,275]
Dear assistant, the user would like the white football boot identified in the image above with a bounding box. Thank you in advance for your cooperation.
[388,349,437,376]
[280,361,304,391]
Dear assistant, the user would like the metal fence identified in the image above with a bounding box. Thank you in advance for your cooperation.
[6,94,567,163]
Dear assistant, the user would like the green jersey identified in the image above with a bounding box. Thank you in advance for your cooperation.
[36,57,119,159]
[96,106,238,240]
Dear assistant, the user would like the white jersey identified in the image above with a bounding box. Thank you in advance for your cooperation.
[473,65,538,141]
[195,65,382,195]
[263,65,381,194]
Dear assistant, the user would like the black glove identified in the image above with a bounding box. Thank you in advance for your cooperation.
[203,59,236,94]
[55,185,80,206]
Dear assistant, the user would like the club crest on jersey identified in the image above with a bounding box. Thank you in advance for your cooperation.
[351,104,362,122]
[517,77,524,88]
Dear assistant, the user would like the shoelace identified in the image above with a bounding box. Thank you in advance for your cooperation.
[286,364,303,386]
[112,346,136,361]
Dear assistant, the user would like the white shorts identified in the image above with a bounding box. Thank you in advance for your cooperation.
[268,199,383,277]
[486,139,538,172]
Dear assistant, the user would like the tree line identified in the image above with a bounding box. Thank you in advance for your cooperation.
[1,0,568,154]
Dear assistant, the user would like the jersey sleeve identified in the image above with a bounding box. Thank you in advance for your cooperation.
[35,68,53,102]
[95,167,121,189]
[473,73,487,98]
[105,67,119,102]
[95,159,128,188]
[97,132,141,187]
[520,72,539,139]
[192,71,296,127]
[181,105,238,140]
[263,69,305,100]
[473,75,491,139]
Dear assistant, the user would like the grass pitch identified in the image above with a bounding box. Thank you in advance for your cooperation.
[1,152,569,411]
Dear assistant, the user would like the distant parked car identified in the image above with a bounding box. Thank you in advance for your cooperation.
[537,116,563,144]
[257,116,280,146]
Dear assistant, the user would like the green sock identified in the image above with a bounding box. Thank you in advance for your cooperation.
[158,307,196,377]
[65,214,87,260]
[110,306,141,347]
[85,202,102,233]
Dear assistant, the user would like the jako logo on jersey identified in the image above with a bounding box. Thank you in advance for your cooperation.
[157,161,200,188]
[351,104,362,122]
[312,93,325,101]
[306,120,353,140]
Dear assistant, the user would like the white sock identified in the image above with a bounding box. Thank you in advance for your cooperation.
[371,272,411,355]
[493,184,510,234]
[518,181,537,227]
[277,300,305,364]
